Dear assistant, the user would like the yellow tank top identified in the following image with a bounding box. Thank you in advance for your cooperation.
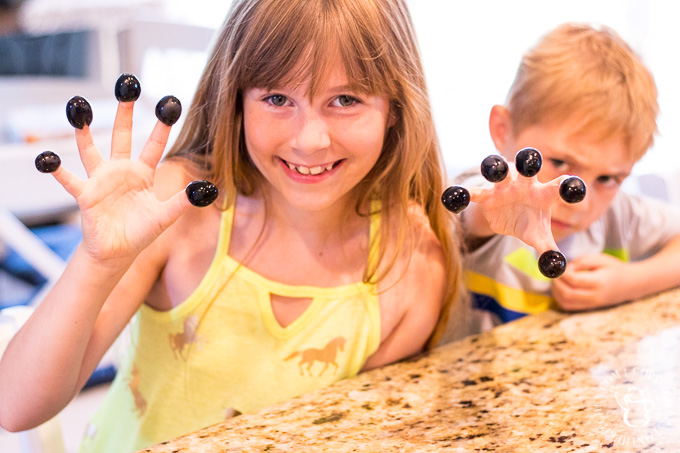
[79,203,381,453]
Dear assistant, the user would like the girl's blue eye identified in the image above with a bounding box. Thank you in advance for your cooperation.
[267,94,287,106]
[336,95,358,107]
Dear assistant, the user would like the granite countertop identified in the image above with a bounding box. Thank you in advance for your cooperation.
[140,289,680,453]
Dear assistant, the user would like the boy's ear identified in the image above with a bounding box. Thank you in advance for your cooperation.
[488,105,512,152]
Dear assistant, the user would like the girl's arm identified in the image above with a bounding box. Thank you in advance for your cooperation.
[361,208,447,370]
[0,102,195,431]
[0,240,164,431]
[553,234,680,311]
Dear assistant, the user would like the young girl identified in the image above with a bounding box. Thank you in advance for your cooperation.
[0,0,464,451]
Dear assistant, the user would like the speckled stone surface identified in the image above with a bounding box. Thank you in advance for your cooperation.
[140,289,680,453]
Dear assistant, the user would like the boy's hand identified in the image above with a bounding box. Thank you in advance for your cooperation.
[551,253,630,311]
[442,148,586,278]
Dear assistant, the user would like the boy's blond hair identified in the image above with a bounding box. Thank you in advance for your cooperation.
[506,23,658,160]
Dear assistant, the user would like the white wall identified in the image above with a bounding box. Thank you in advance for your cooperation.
[17,0,680,180]
[408,0,680,178]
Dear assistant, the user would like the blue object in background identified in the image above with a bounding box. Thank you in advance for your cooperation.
[0,222,82,308]
[0,222,117,387]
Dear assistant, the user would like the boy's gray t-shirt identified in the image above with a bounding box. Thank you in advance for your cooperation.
[459,171,680,328]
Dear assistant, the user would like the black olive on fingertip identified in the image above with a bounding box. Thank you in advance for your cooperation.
[186,181,218,207]
[538,250,567,278]
[66,96,93,129]
[559,176,586,204]
[481,155,509,183]
[441,186,470,214]
[114,73,141,102]
[155,95,182,126]
[35,151,61,173]
[515,147,542,177]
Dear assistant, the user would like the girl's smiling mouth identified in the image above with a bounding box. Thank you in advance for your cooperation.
[279,158,344,178]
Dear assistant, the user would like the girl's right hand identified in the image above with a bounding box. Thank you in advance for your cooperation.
[46,101,194,267]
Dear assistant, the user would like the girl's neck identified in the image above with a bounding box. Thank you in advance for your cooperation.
[232,189,371,286]
[258,188,365,244]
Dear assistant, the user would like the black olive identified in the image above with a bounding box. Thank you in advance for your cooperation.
[538,250,567,278]
[481,155,509,183]
[66,96,93,129]
[441,186,470,214]
[186,181,218,207]
[155,95,182,126]
[559,176,586,204]
[35,151,61,173]
[114,73,142,102]
[515,147,542,177]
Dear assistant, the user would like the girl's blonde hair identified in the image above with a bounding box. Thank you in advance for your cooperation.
[165,0,463,347]
[507,23,658,160]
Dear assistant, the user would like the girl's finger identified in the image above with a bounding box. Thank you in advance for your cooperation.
[51,165,85,200]
[138,121,172,169]
[110,101,135,160]
[74,126,105,177]
[157,190,193,231]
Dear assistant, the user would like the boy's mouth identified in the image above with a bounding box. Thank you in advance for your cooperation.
[282,159,341,176]
[551,219,571,230]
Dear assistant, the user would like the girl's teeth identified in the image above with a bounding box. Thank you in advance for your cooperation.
[285,160,335,175]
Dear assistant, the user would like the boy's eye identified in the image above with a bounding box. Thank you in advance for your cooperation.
[335,95,359,107]
[596,175,622,187]
[266,94,288,106]
[549,158,569,171]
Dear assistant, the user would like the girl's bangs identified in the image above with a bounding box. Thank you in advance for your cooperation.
[236,0,392,97]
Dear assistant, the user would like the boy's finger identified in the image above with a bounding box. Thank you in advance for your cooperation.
[110,101,135,160]
[138,121,172,169]
[467,186,489,203]
[75,126,104,177]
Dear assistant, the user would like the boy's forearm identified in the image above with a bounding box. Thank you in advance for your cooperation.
[626,235,680,300]
[0,244,131,431]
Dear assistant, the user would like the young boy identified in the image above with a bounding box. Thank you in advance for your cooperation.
[456,23,680,329]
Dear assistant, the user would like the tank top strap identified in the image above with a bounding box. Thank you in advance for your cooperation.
[366,199,381,283]
[217,202,236,260]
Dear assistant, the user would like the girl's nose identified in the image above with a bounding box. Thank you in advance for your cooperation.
[291,112,331,154]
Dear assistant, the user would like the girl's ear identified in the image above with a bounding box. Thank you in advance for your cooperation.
[488,105,512,152]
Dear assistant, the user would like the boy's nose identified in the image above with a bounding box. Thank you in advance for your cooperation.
[291,112,331,154]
